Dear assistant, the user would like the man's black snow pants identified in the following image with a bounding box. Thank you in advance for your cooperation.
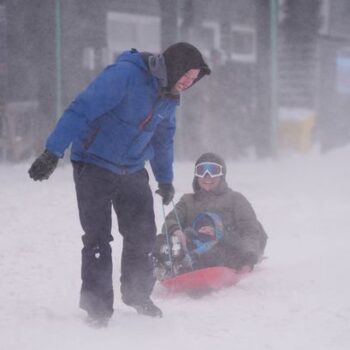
[73,162,157,318]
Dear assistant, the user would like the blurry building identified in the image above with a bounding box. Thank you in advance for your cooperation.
[317,0,350,152]
[277,0,350,153]
[0,0,7,159]
[277,0,320,153]
[1,0,350,162]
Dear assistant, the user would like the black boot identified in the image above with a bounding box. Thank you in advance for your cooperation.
[122,296,163,318]
[85,314,110,328]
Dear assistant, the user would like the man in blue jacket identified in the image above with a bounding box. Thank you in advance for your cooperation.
[28,42,210,326]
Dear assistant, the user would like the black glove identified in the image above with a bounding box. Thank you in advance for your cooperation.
[28,150,59,181]
[156,183,175,205]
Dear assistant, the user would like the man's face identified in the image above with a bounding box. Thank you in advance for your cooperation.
[172,69,200,93]
[198,174,222,192]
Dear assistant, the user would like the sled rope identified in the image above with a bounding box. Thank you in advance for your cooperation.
[171,199,194,271]
[161,203,176,277]
[171,199,184,232]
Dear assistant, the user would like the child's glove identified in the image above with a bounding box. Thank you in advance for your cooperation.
[173,230,188,250]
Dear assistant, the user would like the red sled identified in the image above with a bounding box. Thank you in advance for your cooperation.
[161,266,250,294]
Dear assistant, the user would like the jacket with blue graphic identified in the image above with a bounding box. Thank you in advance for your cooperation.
[46,49,178,183]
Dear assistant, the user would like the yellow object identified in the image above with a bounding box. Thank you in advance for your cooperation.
[279,113,316,153]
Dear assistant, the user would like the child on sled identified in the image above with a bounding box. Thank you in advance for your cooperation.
[152,152,268,280]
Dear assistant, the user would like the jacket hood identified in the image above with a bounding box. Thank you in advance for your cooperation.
[163,42,211,91]
[192,212,224,241]
[192,152,228,194]
[116,49,149,71]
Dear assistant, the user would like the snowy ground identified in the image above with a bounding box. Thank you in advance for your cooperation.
[1,146,350,350]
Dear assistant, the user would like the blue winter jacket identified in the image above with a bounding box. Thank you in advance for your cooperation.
[46,49,178,183]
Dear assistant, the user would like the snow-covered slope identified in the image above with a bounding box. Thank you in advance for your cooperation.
[1,146,349,350]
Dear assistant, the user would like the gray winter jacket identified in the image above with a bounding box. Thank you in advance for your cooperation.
[162,178,268,268]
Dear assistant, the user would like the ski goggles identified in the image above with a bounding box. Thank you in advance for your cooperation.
[194,162,224,178]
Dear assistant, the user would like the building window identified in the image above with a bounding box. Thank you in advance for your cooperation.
[106,12,161,63]
[188,21,220,58]
[230,25,256,63]
[337,48,350,95]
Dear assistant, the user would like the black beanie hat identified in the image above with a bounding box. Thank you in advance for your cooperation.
[163,42,211,91]
[192,152,227,192]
